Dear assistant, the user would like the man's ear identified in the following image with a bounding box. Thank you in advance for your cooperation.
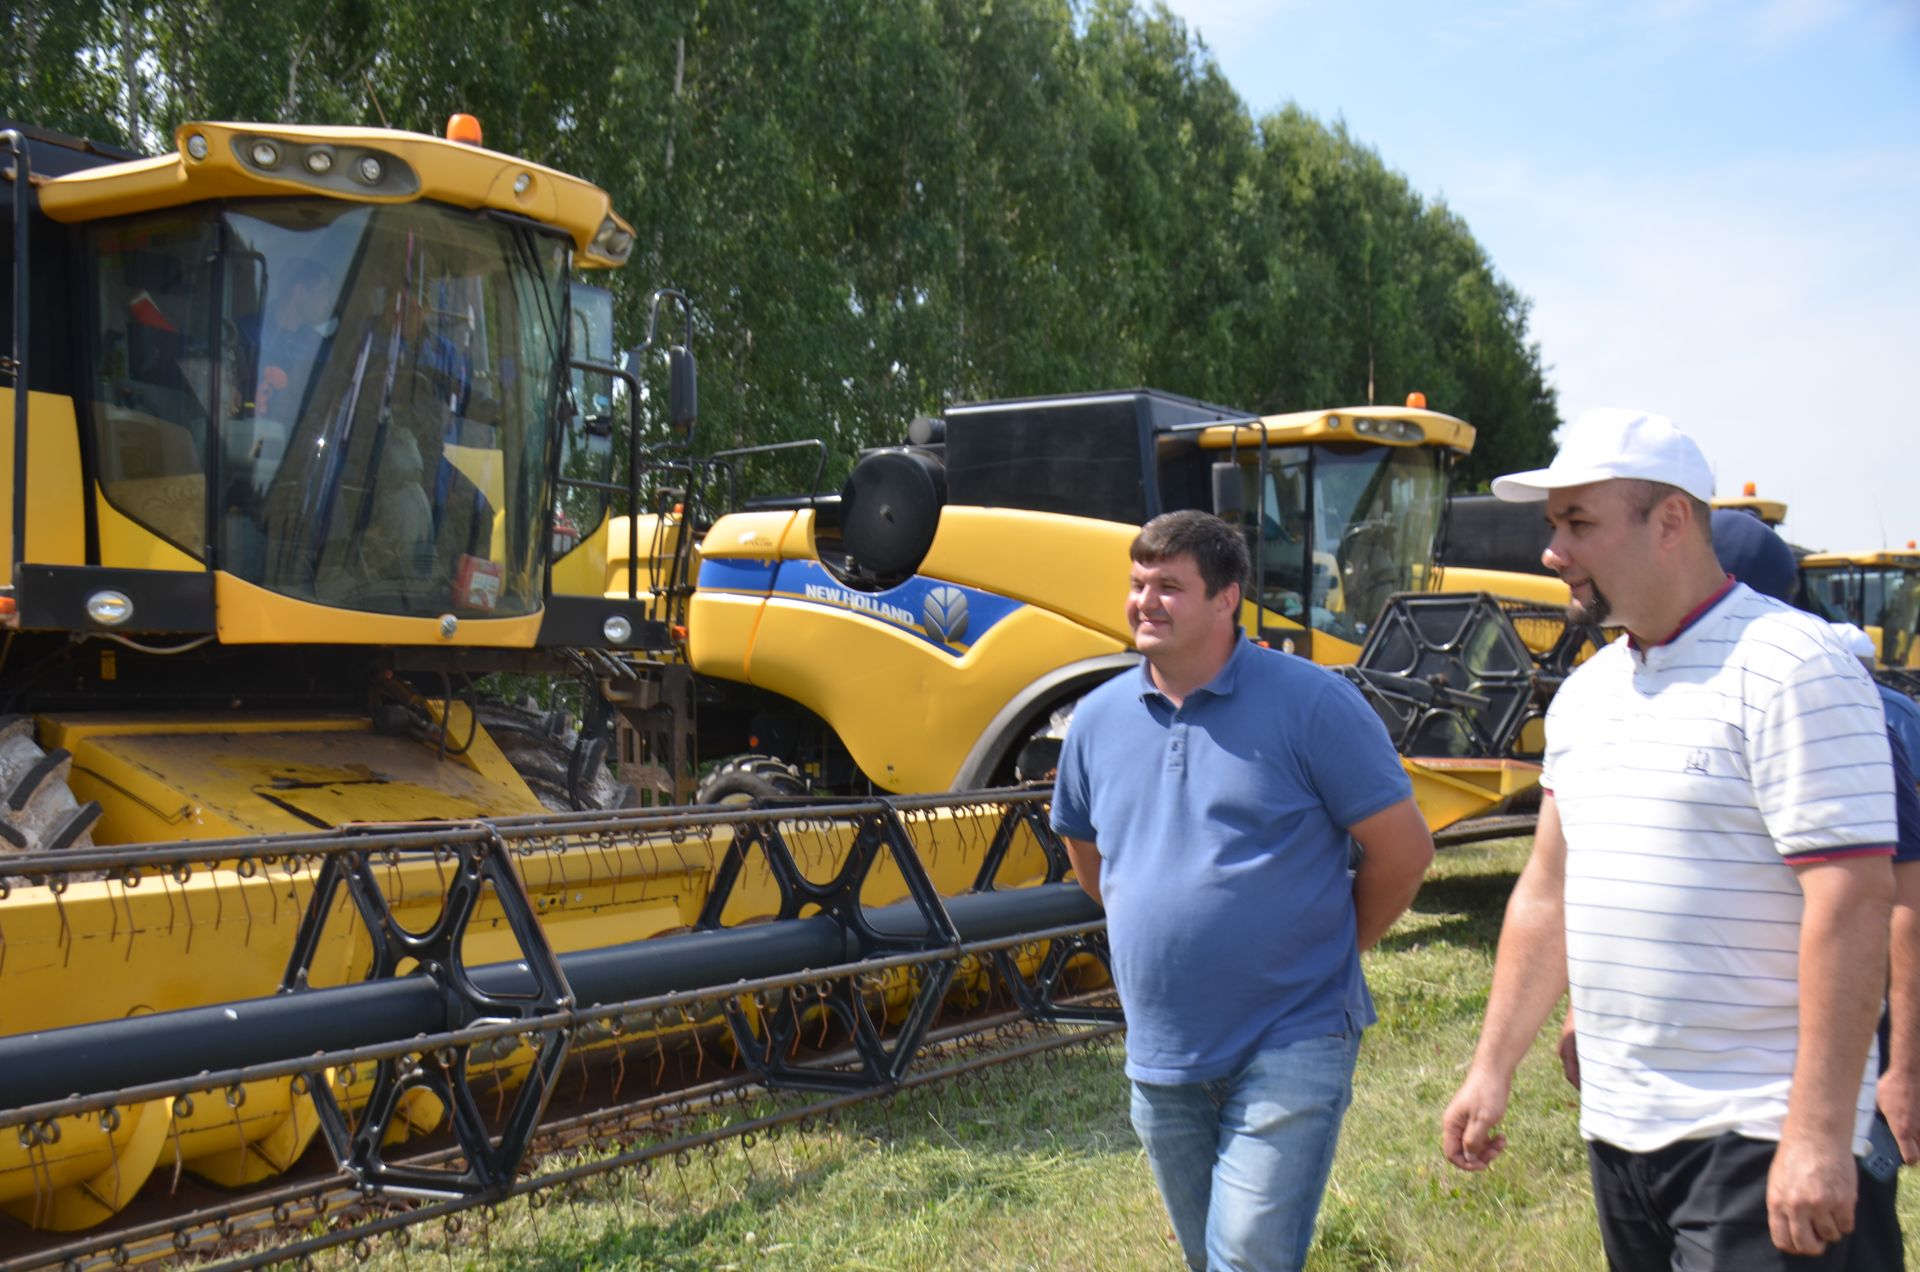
[1657,494,1692,549]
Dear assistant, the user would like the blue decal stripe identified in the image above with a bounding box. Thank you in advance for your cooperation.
[697,558,780,595]
[765,560,1023,657]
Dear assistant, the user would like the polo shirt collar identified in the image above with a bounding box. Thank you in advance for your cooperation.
[1631,575,1742,668]
[1137,635,1254,703]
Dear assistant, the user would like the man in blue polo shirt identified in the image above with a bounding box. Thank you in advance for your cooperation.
[1051,509,1436,1272]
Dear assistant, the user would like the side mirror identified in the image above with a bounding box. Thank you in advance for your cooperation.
[668,344,697,437]
[1211,462,1244,523]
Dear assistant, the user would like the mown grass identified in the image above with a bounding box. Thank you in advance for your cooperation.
[329,837,1920,1269]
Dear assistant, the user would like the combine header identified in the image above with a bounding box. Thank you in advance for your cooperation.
[0,791,1116,1266]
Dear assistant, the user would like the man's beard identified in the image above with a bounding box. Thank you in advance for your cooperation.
[1568,584,1611,628]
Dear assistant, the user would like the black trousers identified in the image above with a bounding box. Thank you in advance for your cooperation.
[1588,1134,1863,1271]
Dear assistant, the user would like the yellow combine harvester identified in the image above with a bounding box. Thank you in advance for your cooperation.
[0,118,1094,1247]
[659,392,1545,828]
[1799,546,1920,675]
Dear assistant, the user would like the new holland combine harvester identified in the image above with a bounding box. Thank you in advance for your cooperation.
[676,390,1562,817]
[0,113,1565,1267]
[1800,547,1920,695]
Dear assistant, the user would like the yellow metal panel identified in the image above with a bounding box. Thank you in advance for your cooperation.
[777,509,820,560]
[210,571,543,645]
[442,441,507,558]
[919,507,1137,645]
[44,714,545,841]
[746,597,1126,792]
[1802,550,1920,568]
[36,122,632,264]
[550,511,612,597]
[1432,565,1570,607]
[596,512,685,600]
[95,481,205,570]
[700,510,800,559]
[917,508,1357,665]
[1404,757,1543,832]
[1196,406,1476,454]
[687,591,766,680]
[0,390,89,583]
[1712,495,1788,527]
[1303,624,1362,666]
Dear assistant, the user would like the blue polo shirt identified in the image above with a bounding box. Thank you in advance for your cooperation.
[1051,637,1413,1084]
[1880,685,1920,797]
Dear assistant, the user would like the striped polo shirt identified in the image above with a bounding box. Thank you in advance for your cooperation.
[1543,581,1896,1155]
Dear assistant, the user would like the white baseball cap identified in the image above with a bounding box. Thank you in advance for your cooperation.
[1491,408,1715,504]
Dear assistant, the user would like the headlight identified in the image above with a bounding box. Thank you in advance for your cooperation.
[86,591,134,627]
[589,216,636,264]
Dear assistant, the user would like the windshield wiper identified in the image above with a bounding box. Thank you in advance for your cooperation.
[300,327,374,570]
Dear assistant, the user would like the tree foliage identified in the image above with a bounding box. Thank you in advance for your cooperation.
[1,0,1556,485]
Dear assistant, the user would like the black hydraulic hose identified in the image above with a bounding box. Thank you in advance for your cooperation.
[0,917,854,1111]
[0,883,1100,1110]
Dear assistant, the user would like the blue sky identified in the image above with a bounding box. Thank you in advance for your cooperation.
[1159,0,1920,551]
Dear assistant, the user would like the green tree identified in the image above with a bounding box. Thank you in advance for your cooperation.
[0,0,1559,482]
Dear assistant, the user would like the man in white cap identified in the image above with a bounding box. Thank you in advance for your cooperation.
[1439,408,1898,1267]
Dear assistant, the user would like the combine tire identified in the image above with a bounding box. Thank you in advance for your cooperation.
[473,699,633,813]
[0,716,102,857]
[1012,699,1079,784]
[695,755,807,806]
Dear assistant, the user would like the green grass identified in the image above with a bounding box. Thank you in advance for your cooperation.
[328,838,1920,1269]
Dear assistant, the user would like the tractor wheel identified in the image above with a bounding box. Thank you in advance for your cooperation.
[0,716,103,858]
[695,755,807,806]
[472,699,634,813]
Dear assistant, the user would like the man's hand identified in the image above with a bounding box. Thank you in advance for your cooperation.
[1349,797,1433,950]
[1879,1067,1920,1165]
[1766,1130,1857,1257]
[1771,854,1893,1256]
[1438,795,1569,1174]
[1441,1069,1511,1171]
[1557,1009,1580,1090]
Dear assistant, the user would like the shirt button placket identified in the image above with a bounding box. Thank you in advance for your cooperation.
[1169,716,1186,773]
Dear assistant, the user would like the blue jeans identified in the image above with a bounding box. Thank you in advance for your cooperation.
[1129,1031,1362,1272]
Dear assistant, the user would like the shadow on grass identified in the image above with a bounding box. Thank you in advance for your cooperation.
[1375,868,1519,955]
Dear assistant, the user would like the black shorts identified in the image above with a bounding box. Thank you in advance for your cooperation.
[1587,1133,1862,1270]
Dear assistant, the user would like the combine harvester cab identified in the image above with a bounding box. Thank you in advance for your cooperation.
[677,389,1545,830]
[0,120,1114,1258]
[1800,546,1920,699]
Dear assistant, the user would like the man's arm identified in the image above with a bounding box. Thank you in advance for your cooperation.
[1062,836,1102,907]
[1769,855,1895,1257]
[1349,797,1434,951]
[1881,860,1920,1164]
[1440,793,1570,1171]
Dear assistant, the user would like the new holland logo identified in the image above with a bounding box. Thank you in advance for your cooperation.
[923,586,969,644]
